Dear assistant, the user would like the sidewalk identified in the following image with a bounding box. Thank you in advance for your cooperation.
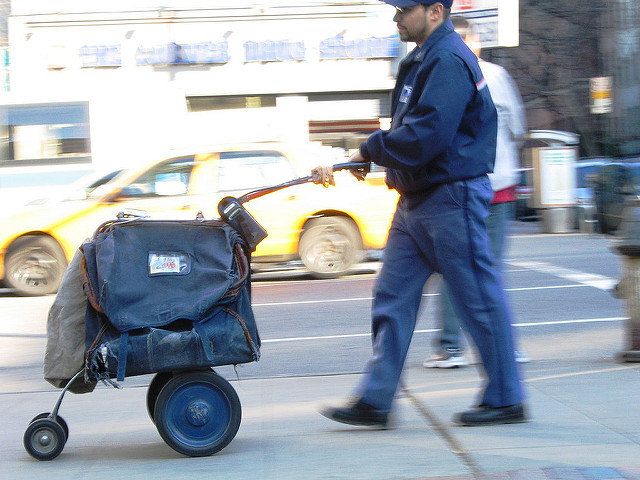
[3,322,640,480]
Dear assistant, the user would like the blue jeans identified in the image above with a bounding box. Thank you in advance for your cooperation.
[356,178,523,411]
[439,201,514,351]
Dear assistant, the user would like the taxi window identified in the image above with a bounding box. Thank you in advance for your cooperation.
[217,151,296,192]
[121,156,195,198]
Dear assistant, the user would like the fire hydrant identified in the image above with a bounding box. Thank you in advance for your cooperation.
[612,196,640,362]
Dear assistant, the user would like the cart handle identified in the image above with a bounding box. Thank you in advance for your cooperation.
[237,162,370,204]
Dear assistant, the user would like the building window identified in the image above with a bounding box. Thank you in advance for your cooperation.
[186,95,278,112]
[0,102,91,166]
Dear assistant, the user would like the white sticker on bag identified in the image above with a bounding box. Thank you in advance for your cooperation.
[148,253,191,275]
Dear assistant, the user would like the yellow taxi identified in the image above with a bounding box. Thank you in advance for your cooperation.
[0,143,399,295]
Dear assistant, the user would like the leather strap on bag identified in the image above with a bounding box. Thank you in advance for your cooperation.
[78,248,105,315]
[221,242,251,300]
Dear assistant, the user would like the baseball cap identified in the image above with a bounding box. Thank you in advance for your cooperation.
[382,0,454,8]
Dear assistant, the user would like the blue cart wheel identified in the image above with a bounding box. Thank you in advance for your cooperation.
[154,370,241,457]
[147,372,174,424]
[24,418,67,461]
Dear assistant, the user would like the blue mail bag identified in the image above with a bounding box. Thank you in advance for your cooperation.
[80,218,260,382]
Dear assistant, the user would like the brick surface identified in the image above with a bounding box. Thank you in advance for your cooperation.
[479,472,513,480]
[417,467,640,480]
[580,467,627,479]
[543,467,589,480]
[618,469,640,480]
[512,468,549,480]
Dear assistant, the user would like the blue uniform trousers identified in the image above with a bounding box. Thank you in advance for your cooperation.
[356,176,524,411]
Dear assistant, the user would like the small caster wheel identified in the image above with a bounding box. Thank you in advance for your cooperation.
[147,372,173,424]
[24,418,67,461]
[154,370,241,457]
[30,412,69,440]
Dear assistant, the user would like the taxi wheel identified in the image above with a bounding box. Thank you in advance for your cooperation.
[299,216,361,279]
[4,236,67,296]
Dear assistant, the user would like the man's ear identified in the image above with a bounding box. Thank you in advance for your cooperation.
[429,3,444,19]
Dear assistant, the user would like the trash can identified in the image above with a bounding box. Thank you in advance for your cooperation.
[524,130,580,233]
[577,201,598,233]
[542,207,573,234]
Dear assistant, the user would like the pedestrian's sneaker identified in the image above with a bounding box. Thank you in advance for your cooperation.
[423,348,468,368]
[515,350,531,363]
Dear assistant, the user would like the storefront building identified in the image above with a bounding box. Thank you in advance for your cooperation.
[0,0,510,203]
[6,2,400,158]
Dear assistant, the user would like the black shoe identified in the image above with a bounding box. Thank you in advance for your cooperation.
[454,403,527,426]
[319,399,389,428]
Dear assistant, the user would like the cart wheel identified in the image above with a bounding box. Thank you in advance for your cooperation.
[24,418,67,461]
[147,372,174,424]
[30,412,69,440]
[154,370,241,457]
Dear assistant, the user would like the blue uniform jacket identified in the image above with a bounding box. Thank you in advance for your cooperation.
[360,19,497,207]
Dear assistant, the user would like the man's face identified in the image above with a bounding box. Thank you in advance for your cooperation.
[393,3,440,46]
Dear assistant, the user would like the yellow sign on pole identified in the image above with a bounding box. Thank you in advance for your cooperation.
[590,76,612,114]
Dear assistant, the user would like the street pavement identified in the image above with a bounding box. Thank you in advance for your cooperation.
[3,328,640,480]
[5,313,640,478]
[2,224,640,479]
